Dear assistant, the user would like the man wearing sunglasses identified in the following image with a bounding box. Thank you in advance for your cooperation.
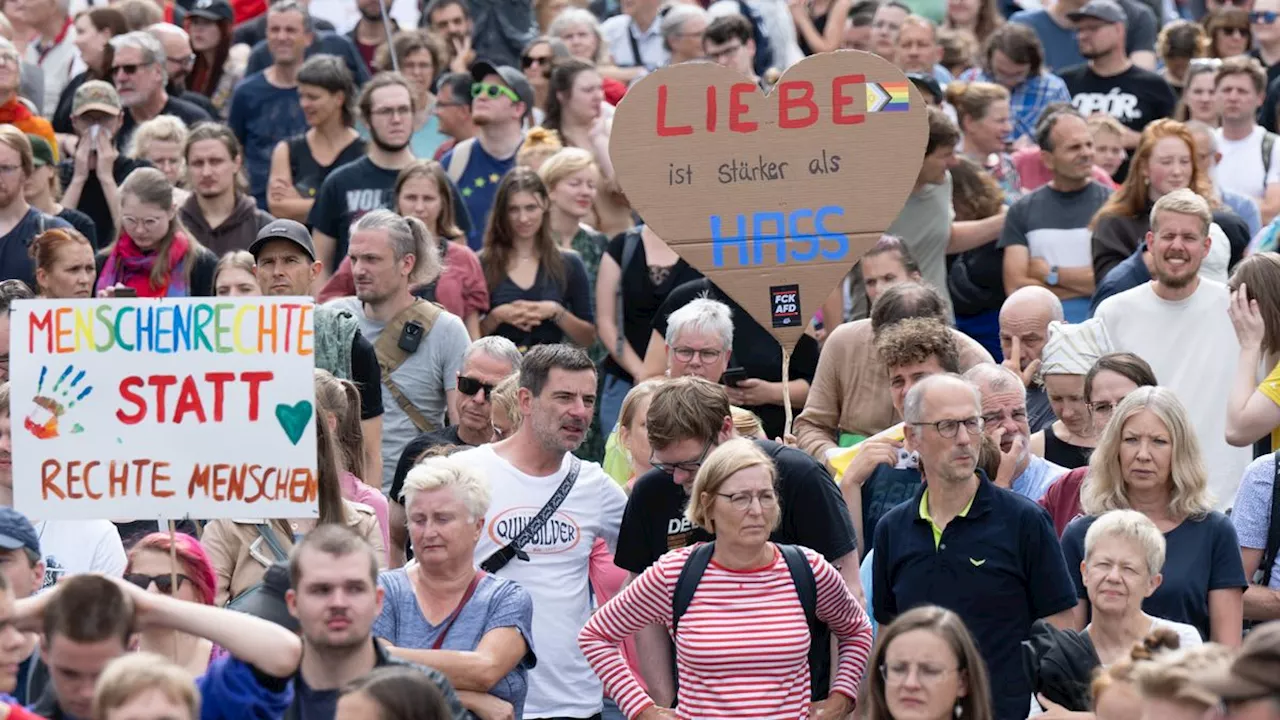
[388,335,521,563]
[872,373,1077,720]
[107,31,211,153]
[616,375,860,709]
[441,60,533,250]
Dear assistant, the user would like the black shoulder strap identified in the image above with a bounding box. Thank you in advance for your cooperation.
[480,456,581,573]
[672,542,715,636]
[627,20,645,69]
[256,524,289,561]
[1258,454,1280,586]
[778,544,819,631]
[1265,132,1277,182]
[615,229,641,357]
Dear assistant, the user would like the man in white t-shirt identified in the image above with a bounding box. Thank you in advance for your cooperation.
[458,344,627,720]
[1213,56,1280,224]
[1094,189,1250,508]
[0,384,125,590]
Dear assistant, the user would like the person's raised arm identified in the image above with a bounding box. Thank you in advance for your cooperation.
[949,211,1005,254]
[1227,285,1280,446]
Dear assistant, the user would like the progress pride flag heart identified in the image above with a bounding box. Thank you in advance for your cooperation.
[609,51,928,352]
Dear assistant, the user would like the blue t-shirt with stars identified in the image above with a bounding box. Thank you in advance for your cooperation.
[442,138,521,250]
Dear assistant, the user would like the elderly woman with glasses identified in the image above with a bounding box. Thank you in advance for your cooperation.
[374,457,535,720]
[1060,387,1247,644]
[579,438,873,720]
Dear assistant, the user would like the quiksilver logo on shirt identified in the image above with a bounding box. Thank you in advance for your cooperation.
[488,507,581,554]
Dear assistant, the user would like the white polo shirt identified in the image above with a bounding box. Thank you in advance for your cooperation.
[600,14,668,71]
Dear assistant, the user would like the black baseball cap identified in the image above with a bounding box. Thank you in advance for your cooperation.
[0,508,40,558]
[188,0,234,21]
[250,219,317,261]
[470,60,535,121]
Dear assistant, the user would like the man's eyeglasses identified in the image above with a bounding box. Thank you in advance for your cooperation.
[111,62,152,76]
[912,416,984,439]
[167,54,195,66]
[716,490,777,511]
[671,346,724,363]
[457,375,496,401]
[370,105,413,119]
[125,572,191,594]
[1250,11,1278,24]
[472,82,520,102]
[650,437,715,475]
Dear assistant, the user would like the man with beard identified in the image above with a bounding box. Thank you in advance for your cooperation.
[1096,189,1250,507]
[252,218,385,498]
[872,373,1077,720]
[327,209,470,496]
[1215,57,1280,225]
[964,362,1067,499]
[0,126,68,287]
[346,0,394,74]
[620,375,859,709]
[999,108,1107,323]
[145,23,220,119]
[424,0,476,73]
[431,72,475,161]
[178,123,274,255]
[999,288,1064,437]
[108,32,211,152]
[310,72,418,275]
[442,61,532,250]
[228,0,311,209]
[388,336,522,563]
[285,525,468,720]
[1058,0,1175,178]
[893,16,953,87]
[453,344,626,720]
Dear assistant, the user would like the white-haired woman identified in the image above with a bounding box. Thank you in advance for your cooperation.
[547,8,627,105]
[579,438,873,720]
[373,457,535,720]
[1025,510,1201,713]
[1060,387,1246,644]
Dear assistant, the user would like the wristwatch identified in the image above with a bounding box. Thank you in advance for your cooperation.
[1046,265,1060,287]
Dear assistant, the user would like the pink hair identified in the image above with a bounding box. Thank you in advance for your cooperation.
[126,532,217,606]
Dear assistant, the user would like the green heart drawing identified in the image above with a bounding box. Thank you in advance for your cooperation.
[275,401,313,445]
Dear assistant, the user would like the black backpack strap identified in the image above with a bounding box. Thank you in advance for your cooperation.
[1257,454,1280,587]
[671,542,715,637]
[615,229,641,357]
[778,544,818,630]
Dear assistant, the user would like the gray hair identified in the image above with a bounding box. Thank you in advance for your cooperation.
[962,363,1026,399]
[1084,509,1167,577]
[548,8,607,64]
[662,4,709,43]
[1184,119,1217,151]
[268,0,314,32]
[903,374,981,424]
[110,31,168,82]
[0,37,18,61]
[665,296,733,350]
[462,336,522,374]
[350,209,442,284]
[400,457,491,521]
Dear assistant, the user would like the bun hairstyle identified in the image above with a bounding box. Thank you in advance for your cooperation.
[517,126,564,168]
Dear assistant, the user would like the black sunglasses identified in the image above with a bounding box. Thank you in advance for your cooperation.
[125,572,191,594]
[457,375,496,401]
[111,63,149,76]
[522,54,552,68]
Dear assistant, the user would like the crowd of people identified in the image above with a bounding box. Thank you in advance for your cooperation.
[4,0,1280,718]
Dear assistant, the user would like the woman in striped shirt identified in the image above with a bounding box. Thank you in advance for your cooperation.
[578,438,873,719]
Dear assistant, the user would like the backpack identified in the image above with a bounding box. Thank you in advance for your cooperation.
[1254,453,1280,588]
[1264,131,1278,186]
[444,138,475,185]
[671,542,830,701]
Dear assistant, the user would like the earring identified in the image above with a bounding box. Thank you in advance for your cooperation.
[954,702,963,718]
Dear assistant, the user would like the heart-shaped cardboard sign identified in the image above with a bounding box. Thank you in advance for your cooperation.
[610,51,928,352]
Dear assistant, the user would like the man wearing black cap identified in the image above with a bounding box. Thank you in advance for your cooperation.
[1058,0,1175,178]
[250,218,386,490]
[441,61,531,251]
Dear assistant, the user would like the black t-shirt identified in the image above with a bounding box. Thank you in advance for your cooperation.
[602,229,702,382]
[0,209,71,289]
[58,156,152,246]
[1060,64,1176,179]
[57,207,98,249]
[116,96,213,150]
[653,278,820,440]
[389,425,469,504]
[948,240,1004,318]
[615,439,857,574]
[307,157,397,268]
[351,330,383,421]
[486,250,594,351]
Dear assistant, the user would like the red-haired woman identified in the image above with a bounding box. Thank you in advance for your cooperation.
[125,532,225,675]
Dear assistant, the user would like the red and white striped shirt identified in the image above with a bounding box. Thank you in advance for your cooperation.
[579,543,873,719]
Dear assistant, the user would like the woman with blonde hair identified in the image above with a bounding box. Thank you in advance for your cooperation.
[579,438,873,719]
[946,81,1016,198]
[127,115,190,202]
[547,8,627,105]
[1089,628,1183,720]
[315,369,390,562]
[858,605,993,720]
[1089,119,1248,282]
[92,652,200,720]
[489,373,522,441]
[1226,252,1280,451]
[538,147,607,301]
[516,126,563,172]
[1133,642,1234,719]
[95,168,217,298]
[211,249,257,296]
[608,379,662,487]
[1061,387,1246,644]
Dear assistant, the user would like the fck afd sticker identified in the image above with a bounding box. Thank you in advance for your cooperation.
[771,284,800,328]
